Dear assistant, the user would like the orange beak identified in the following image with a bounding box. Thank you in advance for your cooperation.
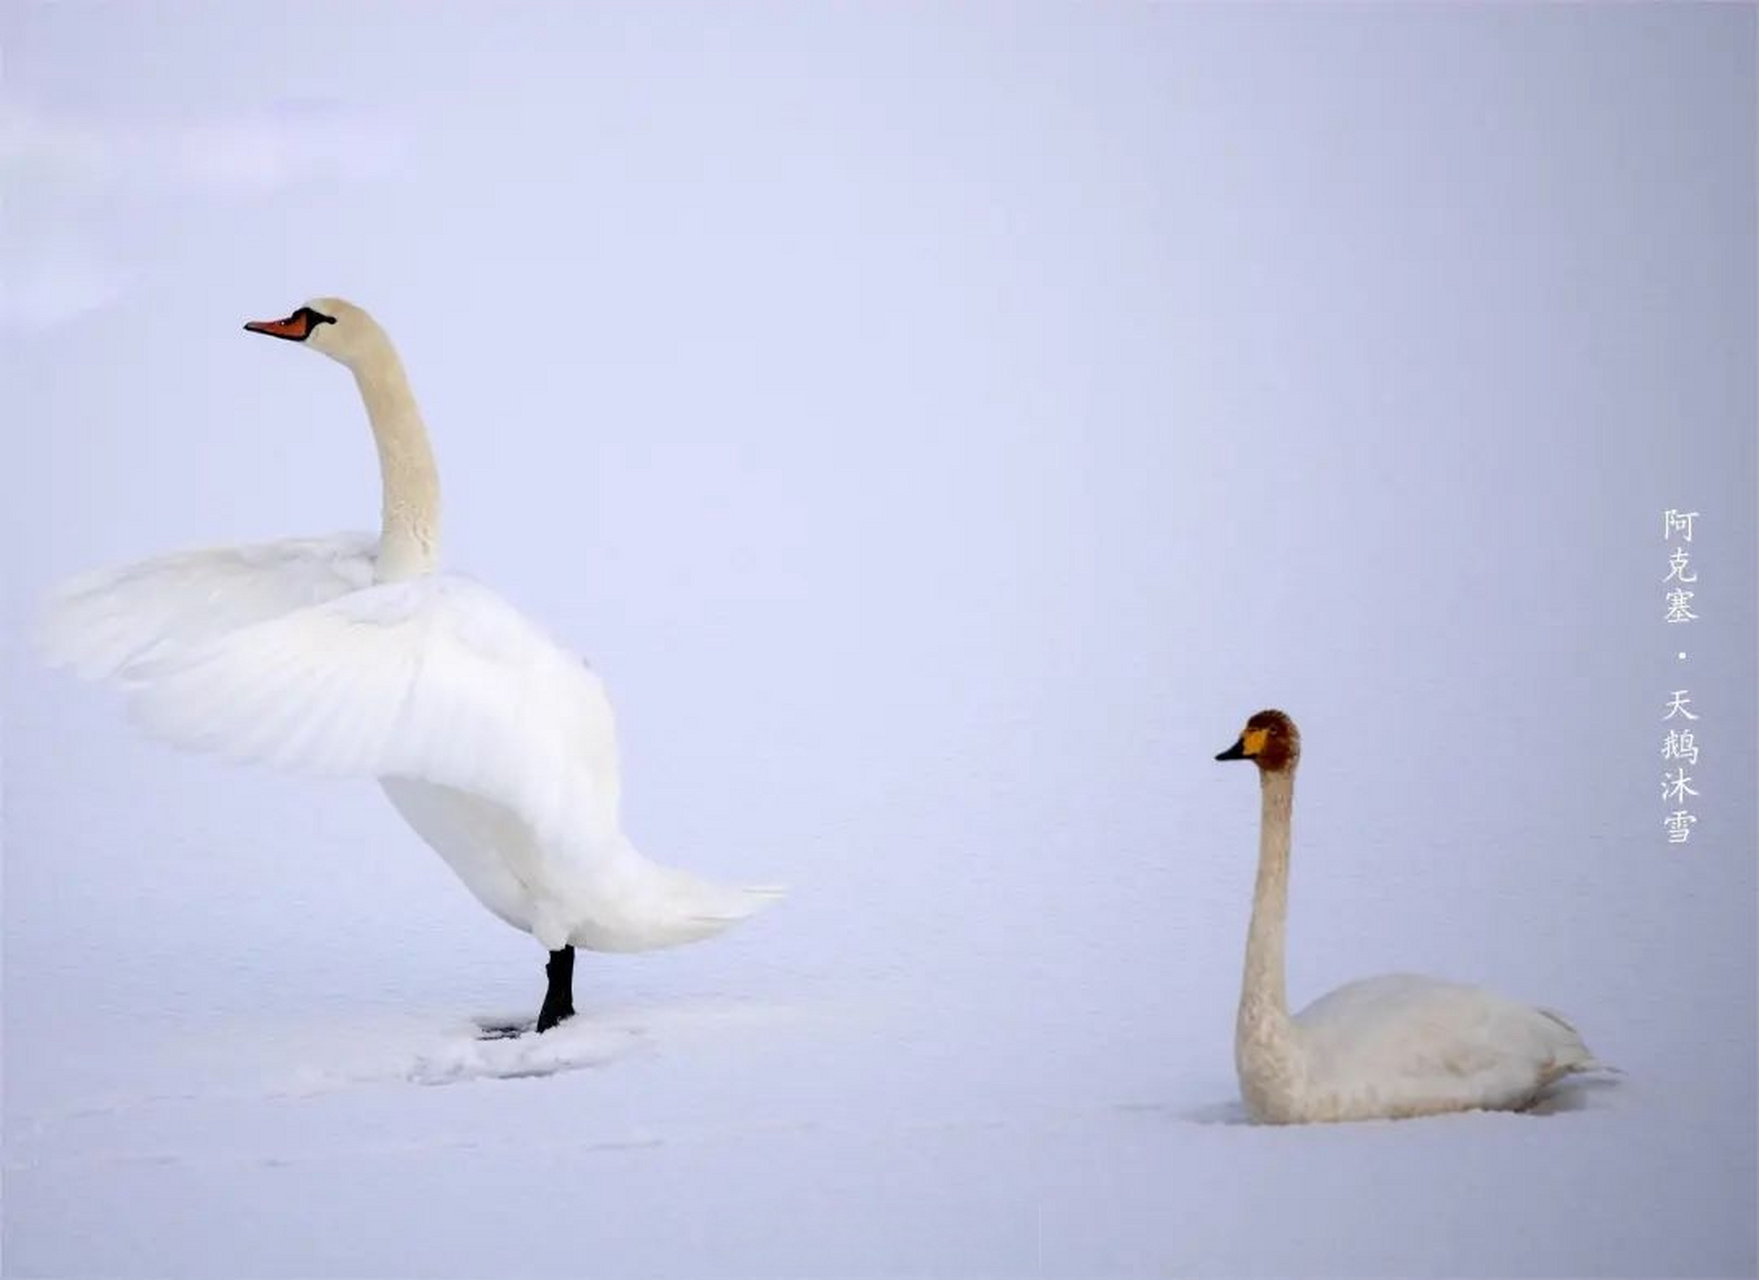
[244,312,315,341]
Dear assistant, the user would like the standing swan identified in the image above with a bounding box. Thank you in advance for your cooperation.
[39,298,782,1034]
[1215,709,1605,1122]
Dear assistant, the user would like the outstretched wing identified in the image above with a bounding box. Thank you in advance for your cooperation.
[119,573,625,850]
[38,533,379,680]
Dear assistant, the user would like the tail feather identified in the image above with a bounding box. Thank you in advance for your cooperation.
[1537,1006,1616,1078]
[688,884,788,925]
[693,889,791,921]
[569,852,784,952]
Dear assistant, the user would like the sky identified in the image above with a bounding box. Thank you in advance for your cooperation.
[3,4,1755,1277]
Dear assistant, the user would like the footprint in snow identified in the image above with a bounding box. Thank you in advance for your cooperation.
[404,1016,647,1085]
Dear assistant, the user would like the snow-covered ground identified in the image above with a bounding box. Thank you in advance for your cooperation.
[5,5,1755,1277]
[1,839,1750,1278]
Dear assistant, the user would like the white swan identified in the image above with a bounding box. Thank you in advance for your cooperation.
[1215,709,1606,1122]
[39,297,782,1033]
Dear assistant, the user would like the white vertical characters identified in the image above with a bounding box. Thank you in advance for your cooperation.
[1659,506,1704,846]
[1660,690,1700,843]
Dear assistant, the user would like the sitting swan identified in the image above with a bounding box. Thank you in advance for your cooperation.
[40,297,782,1033]
[1215,709,1605,1122]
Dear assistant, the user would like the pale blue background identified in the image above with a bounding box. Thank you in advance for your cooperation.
[4,5,1755,1277]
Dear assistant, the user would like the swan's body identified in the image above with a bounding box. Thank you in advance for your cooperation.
[40,298,779,1028]
[1218,710,1604,1123]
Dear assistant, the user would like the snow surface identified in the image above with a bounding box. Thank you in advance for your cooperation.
[4,5,1755,1277]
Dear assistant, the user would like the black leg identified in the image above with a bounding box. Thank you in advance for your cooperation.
[536,945,576,1032]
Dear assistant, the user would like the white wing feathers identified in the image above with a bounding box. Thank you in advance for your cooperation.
[1295,974,1601,1110]
[38,537,621,849]
[121,573,625,850]
[37,534,378,681]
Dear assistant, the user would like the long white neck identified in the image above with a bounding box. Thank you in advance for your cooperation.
[352,344,440,581]
[1235,766,1304,1119]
